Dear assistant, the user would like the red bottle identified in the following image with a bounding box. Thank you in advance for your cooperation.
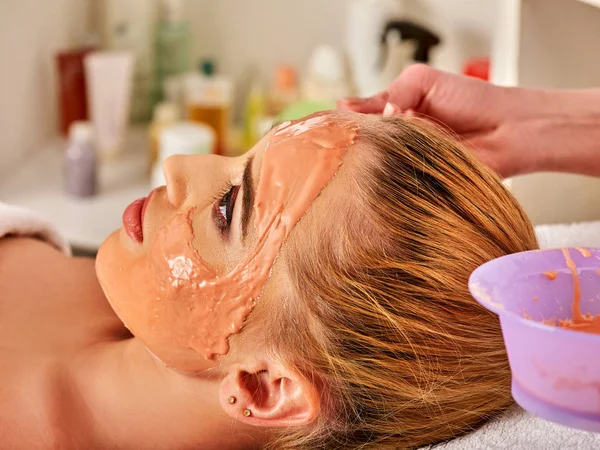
[462,57,490,82]
[55,48,94,136]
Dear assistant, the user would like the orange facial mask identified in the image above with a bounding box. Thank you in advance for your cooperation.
[101,113,359,372]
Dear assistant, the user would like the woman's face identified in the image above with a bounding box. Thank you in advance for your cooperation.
[96,113,360,373]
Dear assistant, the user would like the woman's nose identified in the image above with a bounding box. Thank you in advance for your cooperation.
[162,154,229,208]
[163,155,189,207]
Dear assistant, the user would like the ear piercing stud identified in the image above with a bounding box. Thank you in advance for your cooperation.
[228,396,251,417]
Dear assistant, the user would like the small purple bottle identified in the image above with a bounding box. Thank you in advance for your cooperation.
[65,121,97,198]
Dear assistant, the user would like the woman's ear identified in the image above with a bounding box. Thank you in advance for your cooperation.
[219,360,320,427]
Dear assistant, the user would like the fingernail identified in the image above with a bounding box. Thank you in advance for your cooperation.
[383,102,398,116]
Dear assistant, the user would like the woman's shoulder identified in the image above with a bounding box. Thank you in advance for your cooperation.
[0,236,70,293]
[0,202,70,254]
[0,203,73,305]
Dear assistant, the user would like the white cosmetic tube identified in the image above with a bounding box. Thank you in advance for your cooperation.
[84,51,134,159]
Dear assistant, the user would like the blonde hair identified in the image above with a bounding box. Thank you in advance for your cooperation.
[264,116,538,449]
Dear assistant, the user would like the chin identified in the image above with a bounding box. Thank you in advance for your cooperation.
[93,225,220,373]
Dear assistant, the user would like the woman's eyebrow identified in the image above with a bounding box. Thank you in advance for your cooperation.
[241,155,255,242]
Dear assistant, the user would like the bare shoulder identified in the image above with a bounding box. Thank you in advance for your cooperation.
[0,235,116,324]
[0,235,66,259]
[0,236,71,283]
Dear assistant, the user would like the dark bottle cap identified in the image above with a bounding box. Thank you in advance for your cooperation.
[199,59,216,76]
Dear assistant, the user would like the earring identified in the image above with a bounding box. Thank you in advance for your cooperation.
[243,409,252,417]
[228,396,237,405]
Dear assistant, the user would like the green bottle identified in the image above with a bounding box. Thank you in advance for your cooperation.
[153,0,191,106]
[242,81,267,150]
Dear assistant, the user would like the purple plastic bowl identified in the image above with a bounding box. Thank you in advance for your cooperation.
[469,247,600,433]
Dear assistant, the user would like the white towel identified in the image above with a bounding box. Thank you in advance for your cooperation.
[429,221,600,450]
[432,406,600,450]
[536,221,600,249]
[0,201,70,255]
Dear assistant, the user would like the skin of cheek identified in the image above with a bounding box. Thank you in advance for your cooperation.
[96,113,359,373]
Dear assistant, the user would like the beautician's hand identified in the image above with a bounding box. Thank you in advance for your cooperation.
[339,64,600,178]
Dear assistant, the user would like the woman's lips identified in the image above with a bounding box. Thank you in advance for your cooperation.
[123,192,153,243]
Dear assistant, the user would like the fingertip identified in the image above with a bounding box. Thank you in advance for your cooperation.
[382,102,400,116]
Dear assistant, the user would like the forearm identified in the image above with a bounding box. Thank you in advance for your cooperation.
[526,88,600,176]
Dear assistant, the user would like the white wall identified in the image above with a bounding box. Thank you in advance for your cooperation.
[0,0,91,176]
[508,0,600,225]
[184,0,496,106]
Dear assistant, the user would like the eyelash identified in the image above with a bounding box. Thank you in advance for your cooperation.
[213,183,240,234]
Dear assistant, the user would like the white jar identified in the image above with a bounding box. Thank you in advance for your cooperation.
[151,122,215,188]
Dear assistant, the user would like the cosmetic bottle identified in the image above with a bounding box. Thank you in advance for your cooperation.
[65,121,97,198]
[151,122,215,188]
[100,0,157,122]
[303,45,352,103]
[154,0,192,106]
[148,102,179,173]
[55,48,95,136]
[242,80,266,150]
[185,60,233,156]
[84,51,135,160]
[268,64,300,117]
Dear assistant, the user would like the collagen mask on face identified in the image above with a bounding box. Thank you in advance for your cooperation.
[100,113,359,372]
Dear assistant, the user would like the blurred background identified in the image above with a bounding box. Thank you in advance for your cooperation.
[0,0,599,255]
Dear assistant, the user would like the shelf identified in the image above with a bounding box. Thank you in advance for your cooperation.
[0,128,152,252]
